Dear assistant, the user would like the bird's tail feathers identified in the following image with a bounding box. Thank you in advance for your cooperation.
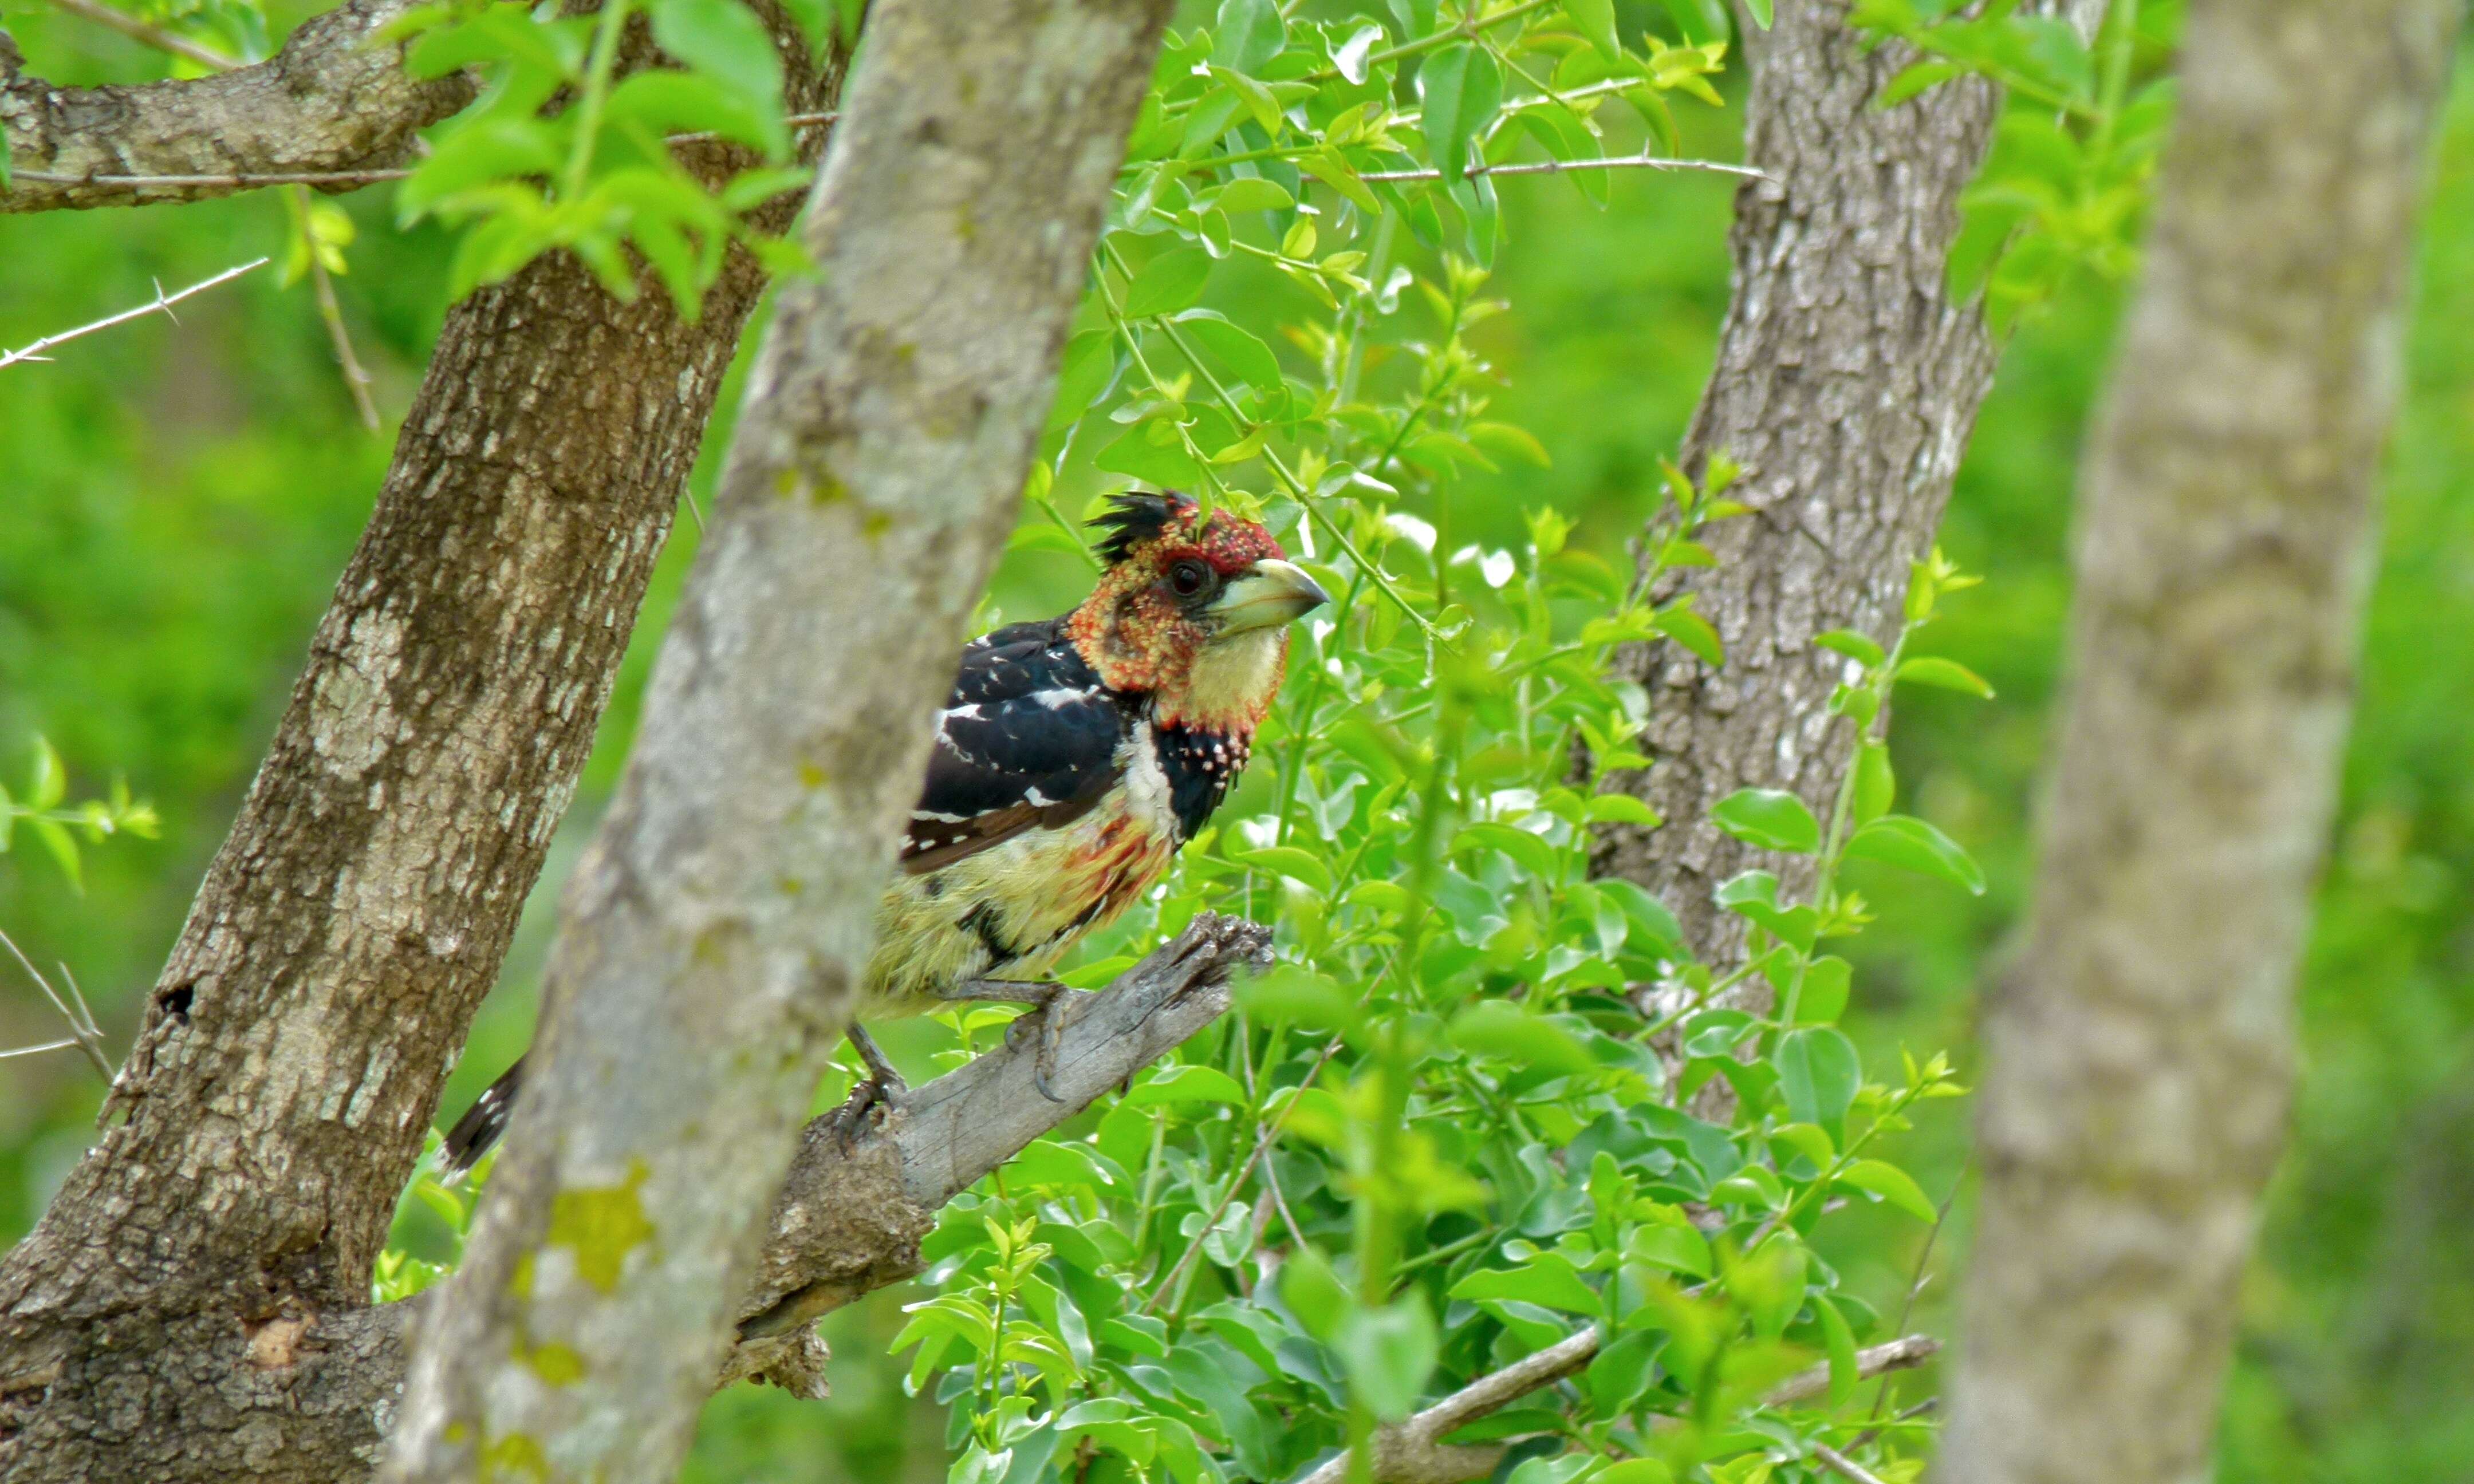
[440,1057,524,1182]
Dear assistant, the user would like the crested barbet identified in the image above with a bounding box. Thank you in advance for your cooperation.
[442,491,1327,1177]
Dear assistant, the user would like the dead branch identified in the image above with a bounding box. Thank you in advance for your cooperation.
[0,256,265,370]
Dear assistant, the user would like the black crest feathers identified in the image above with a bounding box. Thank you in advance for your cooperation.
[1090,490,1196,566]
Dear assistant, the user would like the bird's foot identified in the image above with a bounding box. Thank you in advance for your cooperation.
[835,1024,908,1142]
[939,978,1085,1103]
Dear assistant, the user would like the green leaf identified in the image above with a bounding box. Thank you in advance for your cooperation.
[1585,1328,1664,1416]
[1212,176,1295,215]
[604,70,782,156]
[1851,741,1894,827]
[1585,792,1660,828]
[1418,44,1502,186]
[1172,309,1283,398]
[1595,878,1686,960]
[1450,1253,1601,1315]
[1300,148,1381,214]
[1898,654,1995,697]
[1626,1220,1711,1278]
[1772,1027,1861,1126]
[1093,419,1204,487]
[1210,0,1286,74]
[1594,1463,1675,1484]
[29,735,65,811]
[1814,627,1885,668]
[1563,0,1621,58]
[1711,788,1821,854]
[1658,0,1730,46]
[1653,604,1723,666]
[39,818,86,893]
[1126,1064,1248,1106]
[650,0,787,151]
[1335,1297,1439,1420]
[1448,1001,1598,1078]
[1048,331,1117,431]
[1796,955,1852,1025]
[1842,815,1986,894]
[1837,1158,1940,1222]
[1880,59,1966,108]
[1279,1245,1353,1344]
[1817,1294,1859,1410]
[1453,821,1562,879]
[397,120,565,222]
[1742,0,1773,28]
[1228,843,1332,893]
[1123,245,1213,318]
[1238,965,1356,1029]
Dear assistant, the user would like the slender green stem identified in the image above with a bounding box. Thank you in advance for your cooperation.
[561,0,633,201]
[1307,0,1558,84]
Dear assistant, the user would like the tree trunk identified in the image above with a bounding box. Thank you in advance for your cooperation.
[0,31,842,1484]
[1938,4,2458,1481]
[1591,0,2097,966]
[382,2,1172,1479]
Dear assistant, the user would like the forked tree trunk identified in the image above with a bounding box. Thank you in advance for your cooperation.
[1940,3,2459,1479]
[0,19,842,1480]
[1591,0,2097,965]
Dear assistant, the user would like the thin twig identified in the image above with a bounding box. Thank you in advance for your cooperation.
[1298,1332,1944,1484]
[0,927,115,1083]
[0,1038,84,1060]
[1811,1443,1893,1484]
[1867,1155,1966,1422]
[1140,1032,1346,1315]
[1357,151,1770,186]
[296,187,381,430]
[1845,1398,1939,1453]
[0,258,269,371]
[45,0,241,70]
[5,112,845,196]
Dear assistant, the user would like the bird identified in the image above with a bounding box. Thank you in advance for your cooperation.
[440,490,1328,1179]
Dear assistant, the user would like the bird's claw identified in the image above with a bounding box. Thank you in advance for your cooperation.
[1033,1000,1069,1103]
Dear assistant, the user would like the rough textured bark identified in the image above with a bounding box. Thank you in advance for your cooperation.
[1591,0,2098,965]
[5,917,1259,1484]
[0,0,471,214]
[383,2,1172,1478]
[0,29,841,1484]
[1938,4,2457,1481]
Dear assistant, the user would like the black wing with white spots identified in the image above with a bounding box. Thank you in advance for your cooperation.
[901,618,1135,874]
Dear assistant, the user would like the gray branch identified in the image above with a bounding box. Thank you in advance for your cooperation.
[394,918,1257,1410]
[382,1,1173,1478]
[0,0,472,215]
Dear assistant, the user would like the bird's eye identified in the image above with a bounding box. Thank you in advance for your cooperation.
[1169,559,1212,597]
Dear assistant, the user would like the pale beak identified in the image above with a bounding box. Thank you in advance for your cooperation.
[1210,558,1330,634]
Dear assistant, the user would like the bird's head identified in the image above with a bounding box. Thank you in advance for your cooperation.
[1066,491,1329,732]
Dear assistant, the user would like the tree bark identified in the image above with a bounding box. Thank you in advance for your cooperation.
[0,25,841,1484]
[0,0,471,214]
[6,917,1259,1484]
[382,2,1172,1479]
[1938,4,2458,1481]
[1591,0,2098,966]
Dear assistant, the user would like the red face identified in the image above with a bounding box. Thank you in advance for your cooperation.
[1066,493,1323,729]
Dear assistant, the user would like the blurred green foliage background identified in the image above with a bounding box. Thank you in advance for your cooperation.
[4,6,2470,1477]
